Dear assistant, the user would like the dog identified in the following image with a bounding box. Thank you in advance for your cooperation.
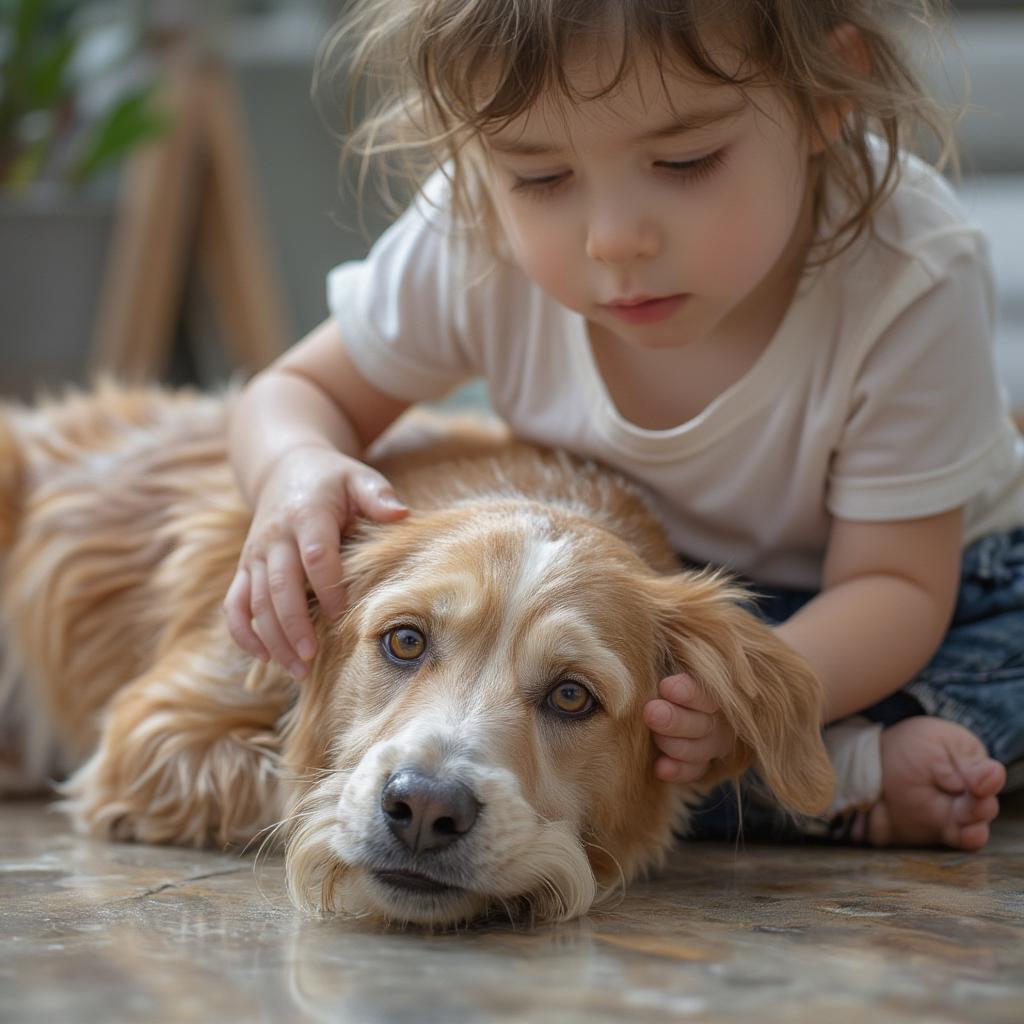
[0,382,833,927]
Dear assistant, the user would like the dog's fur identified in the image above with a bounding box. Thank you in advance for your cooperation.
[0,383,833,927]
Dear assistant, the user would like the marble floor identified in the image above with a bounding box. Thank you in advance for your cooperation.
[2,796,1022,1024]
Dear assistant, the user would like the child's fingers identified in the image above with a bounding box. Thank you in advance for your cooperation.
[250,557,307,678]
[654,756,708,784]
[652,731,725,765]
[223,568,270,662]
[265,541,319,670]
[295,511,346,622]
[643,698,714,740]
[348,469,408,522]
[659,672,717,713]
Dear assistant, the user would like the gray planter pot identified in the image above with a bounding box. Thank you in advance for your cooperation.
[0,188,115,400]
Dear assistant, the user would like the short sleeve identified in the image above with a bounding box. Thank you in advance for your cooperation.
[326,172,475,403]
[827,233,1014,520]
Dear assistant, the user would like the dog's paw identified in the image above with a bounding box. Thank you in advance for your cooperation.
[59,727,282,848]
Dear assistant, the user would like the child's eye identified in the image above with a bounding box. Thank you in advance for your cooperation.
[510,171,571,199]
[510,149,727,200]
[655,149,727,183]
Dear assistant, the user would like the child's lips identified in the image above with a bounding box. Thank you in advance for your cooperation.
[601,294,687,325]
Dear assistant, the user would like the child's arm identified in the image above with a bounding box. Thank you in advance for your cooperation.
[644,508,963,782]
[773,508,963,723]
[224,317,411,675]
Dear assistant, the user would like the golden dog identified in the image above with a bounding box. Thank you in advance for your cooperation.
[0,383,832,926]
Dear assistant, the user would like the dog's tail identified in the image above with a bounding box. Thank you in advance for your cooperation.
[0,407,25,552]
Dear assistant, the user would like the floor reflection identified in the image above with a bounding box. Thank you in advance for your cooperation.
[3,796,1022,1023]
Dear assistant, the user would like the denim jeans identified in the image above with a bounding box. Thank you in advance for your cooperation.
[685,527,1024,841]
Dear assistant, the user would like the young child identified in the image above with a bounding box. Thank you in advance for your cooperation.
[224,0,1023,849]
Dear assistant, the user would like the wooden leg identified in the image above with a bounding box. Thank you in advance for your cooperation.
[195,63,290,374]
[90,53,289,383]
[89,56,204,382]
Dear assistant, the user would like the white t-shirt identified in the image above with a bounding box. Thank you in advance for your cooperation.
[328,154,1024,589]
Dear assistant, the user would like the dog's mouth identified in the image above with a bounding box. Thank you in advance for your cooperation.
[371,869,466,896]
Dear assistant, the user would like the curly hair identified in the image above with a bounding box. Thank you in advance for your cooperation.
[315,0,959,264]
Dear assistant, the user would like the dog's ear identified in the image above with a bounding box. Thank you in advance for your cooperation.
[646,571,834,816]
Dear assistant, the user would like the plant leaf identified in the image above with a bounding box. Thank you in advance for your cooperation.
[26,31,74,109]
[12,0,45,54]
[68,84,169,185]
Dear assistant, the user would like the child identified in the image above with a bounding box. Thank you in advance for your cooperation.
[224,0,1022,849]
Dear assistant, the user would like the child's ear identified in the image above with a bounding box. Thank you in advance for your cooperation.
[811,22,871,153]
[646,572,834,816]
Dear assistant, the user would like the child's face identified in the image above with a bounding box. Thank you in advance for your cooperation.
[480,44,816,351]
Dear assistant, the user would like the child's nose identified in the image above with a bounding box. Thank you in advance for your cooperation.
[585,204,659,264]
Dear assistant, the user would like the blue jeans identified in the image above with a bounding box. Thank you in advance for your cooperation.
[686,527,1024,841]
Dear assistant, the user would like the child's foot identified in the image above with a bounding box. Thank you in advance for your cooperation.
[855,717,1006,850]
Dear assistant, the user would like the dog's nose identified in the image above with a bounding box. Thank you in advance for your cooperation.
[380,769,480,855]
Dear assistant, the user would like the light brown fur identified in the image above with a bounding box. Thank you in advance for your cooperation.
[0,383,833,926]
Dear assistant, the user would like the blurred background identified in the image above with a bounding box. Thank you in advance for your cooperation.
[1,0,1022,405]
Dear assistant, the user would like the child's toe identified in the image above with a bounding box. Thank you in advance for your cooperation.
[966,758,1006,799]
[951,790,999,826]
[952,820,990,851]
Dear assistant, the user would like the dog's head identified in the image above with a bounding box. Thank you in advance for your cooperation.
[281,495,832,928]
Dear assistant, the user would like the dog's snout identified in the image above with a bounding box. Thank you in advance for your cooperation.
[380,770,480,855]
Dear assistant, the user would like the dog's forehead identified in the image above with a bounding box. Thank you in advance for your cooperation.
[376,505,611,611]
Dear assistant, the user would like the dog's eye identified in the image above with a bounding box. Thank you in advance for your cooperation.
[383,626,427,662]
[546,680,595,717]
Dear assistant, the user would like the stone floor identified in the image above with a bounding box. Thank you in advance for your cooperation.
[2,795,1022,1024]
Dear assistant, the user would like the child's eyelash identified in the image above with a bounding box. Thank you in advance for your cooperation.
[510,149,727,199]
[510,171,571,198]
[657,148,727,183]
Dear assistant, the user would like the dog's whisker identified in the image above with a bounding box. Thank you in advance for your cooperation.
[244,811,300,858]
[245,804,320,865]
[274,770,343,788]
[494,894,518,930]
[583,839,628,903]
[532,875,564,923]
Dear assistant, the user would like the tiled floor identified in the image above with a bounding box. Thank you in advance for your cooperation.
[3,795,1022,1023]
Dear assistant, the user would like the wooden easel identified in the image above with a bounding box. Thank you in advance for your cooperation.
[90,39,288,382]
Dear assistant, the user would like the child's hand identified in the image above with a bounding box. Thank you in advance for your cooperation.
[643,673,735,783]
[223,445,408,677]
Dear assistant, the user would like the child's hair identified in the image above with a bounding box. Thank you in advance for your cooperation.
[316,0,959,263]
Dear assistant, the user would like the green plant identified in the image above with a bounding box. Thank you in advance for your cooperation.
[0,0,168,191]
